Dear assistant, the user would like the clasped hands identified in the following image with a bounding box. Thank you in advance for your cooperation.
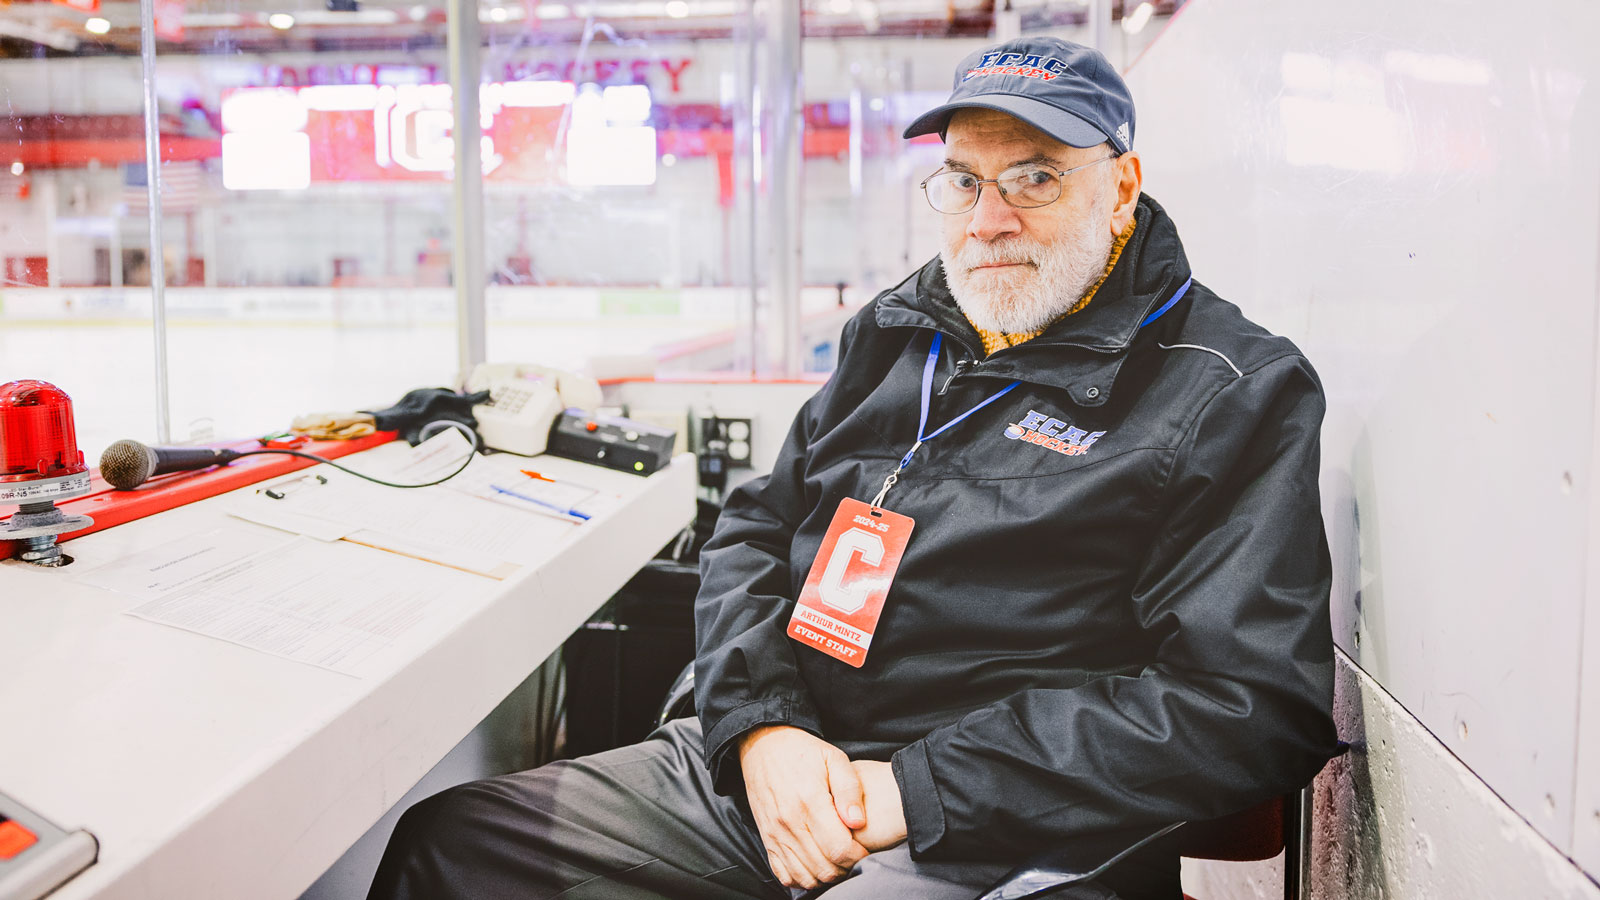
[737,725,908,890]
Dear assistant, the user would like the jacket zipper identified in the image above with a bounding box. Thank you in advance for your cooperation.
[938,358,970,395]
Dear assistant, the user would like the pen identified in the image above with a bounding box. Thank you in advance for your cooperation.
[490,483,591,521]
[519,469,598,501]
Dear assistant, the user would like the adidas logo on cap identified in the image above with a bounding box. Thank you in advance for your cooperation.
[1115,121,1130,148]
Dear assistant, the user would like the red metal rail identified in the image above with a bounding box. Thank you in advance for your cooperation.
[0,431,397,562]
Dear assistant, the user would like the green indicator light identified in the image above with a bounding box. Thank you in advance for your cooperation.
[633,461,645,471]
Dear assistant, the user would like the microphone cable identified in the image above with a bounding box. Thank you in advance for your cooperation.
[231,421,478,490]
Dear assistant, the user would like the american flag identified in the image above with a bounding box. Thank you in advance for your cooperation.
[121,160,210,214]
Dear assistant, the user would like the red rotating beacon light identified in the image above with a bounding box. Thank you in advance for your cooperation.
[0,380,94,566]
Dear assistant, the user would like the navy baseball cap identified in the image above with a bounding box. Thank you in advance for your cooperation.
[903,37,1136,154]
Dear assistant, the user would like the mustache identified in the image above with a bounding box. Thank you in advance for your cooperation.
[953,239,1044,272]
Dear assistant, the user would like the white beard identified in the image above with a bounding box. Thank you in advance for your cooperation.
[940,184,1118,336]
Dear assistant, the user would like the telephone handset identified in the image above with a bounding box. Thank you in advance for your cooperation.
[466,363,602,456]
[465,363,603,410]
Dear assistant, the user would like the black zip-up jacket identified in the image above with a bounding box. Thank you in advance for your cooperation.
[694,194,1339,862]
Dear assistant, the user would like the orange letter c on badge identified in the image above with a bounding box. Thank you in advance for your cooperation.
[819,527,884,614]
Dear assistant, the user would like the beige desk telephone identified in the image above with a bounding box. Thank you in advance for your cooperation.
[465,363,603,456]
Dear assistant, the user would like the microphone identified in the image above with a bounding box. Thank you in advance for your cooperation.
[99,439,243,490]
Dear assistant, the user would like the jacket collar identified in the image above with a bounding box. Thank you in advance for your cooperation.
[873,193,1193,405]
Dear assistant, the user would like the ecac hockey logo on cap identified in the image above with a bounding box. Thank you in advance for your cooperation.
[1003,409,1106,457]
[963,51,1071,83]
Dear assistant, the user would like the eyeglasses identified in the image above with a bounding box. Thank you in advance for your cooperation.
[919,156,1116,215]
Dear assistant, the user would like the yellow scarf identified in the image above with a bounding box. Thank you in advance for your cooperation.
[965,217,1137,357]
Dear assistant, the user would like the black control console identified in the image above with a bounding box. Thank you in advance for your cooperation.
[546,411,676,476]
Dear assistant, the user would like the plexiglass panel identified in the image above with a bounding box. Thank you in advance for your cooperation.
[2,1,1184,443]
[0,24,161,459]
[472,2,1182,379]
[154,5,459,443]
[475,6,759,377]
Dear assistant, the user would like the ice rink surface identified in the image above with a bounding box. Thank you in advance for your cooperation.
[0,319,715,459]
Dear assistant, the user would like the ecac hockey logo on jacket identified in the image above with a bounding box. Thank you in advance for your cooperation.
[1003,409,1106,457]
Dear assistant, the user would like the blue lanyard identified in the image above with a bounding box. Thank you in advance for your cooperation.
[869,277,1192,510]
[1140,276,1192,328]
[871,332,1020,508]
[908,332,1019,469]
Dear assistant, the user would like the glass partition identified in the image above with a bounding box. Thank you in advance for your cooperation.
[478,6,761,377]
[1,0,1188,457]
[0,15,162,459]
[154,1,460,443]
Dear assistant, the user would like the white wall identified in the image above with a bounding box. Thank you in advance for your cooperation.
[1125,0,1600,892]
[1185,651,1600,899]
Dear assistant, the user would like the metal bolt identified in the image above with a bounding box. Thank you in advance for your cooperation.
[17,535,63,566]
[1086,387,1100,399]
[3,498,88,567]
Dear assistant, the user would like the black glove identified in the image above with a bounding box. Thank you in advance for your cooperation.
[363,387,491,446]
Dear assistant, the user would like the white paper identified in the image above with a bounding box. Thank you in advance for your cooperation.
[226,476,355,542]
[223,431,618,571]
[444,467,583,523]
[121,537,464,676]
[342,529,520,580]
[446,462,620,523]
[372,428,479,483]
[275,474,554,560]
[74,526,296,601]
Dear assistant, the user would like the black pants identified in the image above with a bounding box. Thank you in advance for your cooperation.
[368,719,1177,900]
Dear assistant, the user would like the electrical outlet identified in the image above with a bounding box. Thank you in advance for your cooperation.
[701,416,754,468]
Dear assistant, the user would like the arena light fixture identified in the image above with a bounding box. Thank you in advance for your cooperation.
[602,84,653,125]
[1121,1,1153,34]
[499,80,576,106]
[664,0,688,17]
[220,87,308,133]
[857,0,880,30]
[567,126,656,186]
[221,132,312,189]
[84,17,111,34]
[296,8,397,22]
[268,12,295,29]
[300,84,380,111]
[180,12,246,26]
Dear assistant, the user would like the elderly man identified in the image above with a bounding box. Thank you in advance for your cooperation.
[368,36,1337,900]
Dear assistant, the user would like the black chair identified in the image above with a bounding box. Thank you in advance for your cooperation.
[655,666,1345,900]
[972,769,1342,900]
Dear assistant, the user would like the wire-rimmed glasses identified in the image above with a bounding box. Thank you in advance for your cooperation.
[919,156,1115,215]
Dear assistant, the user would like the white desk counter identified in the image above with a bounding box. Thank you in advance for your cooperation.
[0,445,697,900]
